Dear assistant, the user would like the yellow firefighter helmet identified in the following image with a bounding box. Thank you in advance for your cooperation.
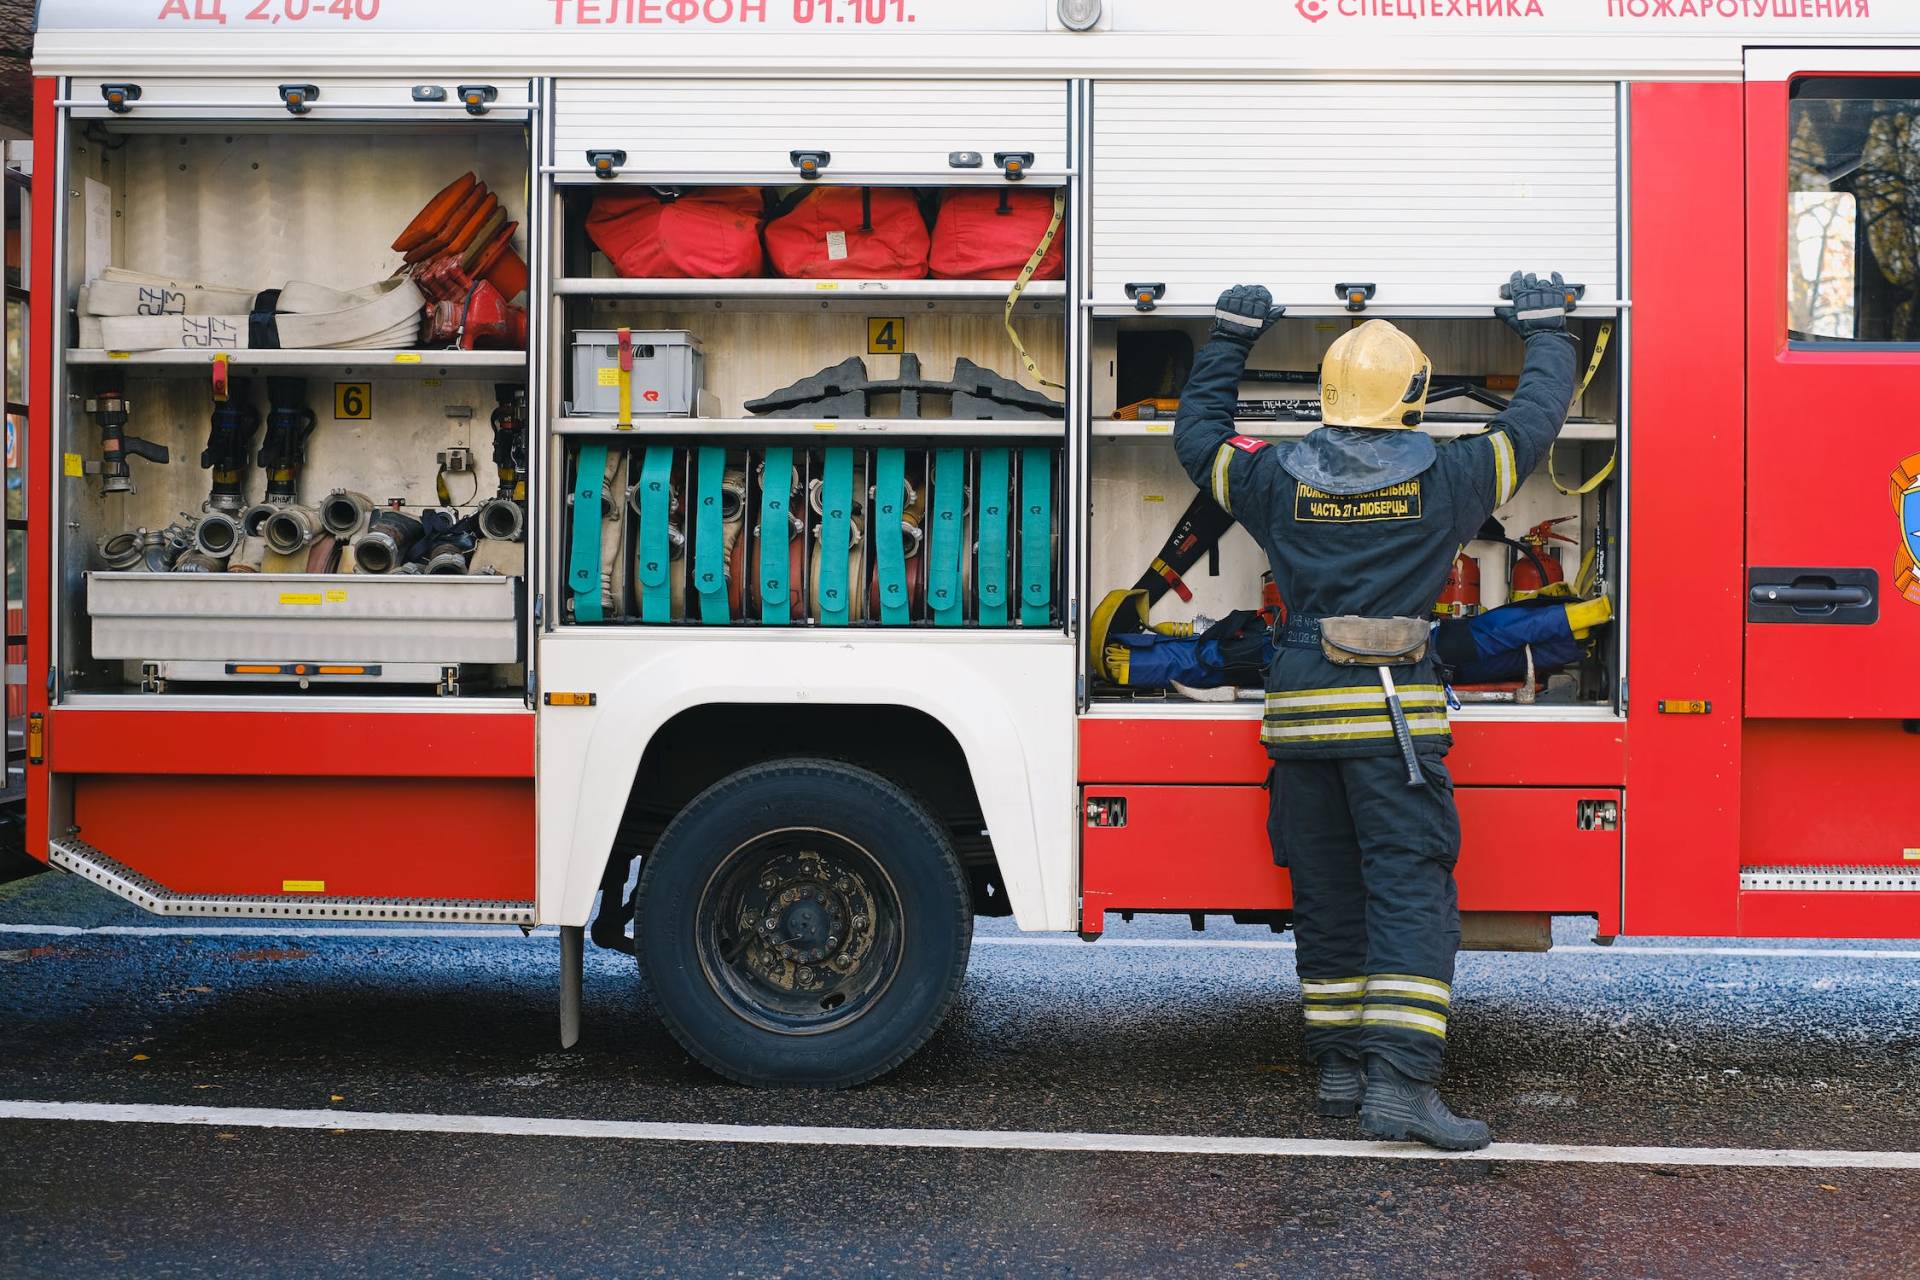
[1319,319,1433,431]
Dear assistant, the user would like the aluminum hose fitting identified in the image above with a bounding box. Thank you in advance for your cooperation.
[475,497,525,543]
[424,542,472,576]
[194,510,246,560]
[351,510,425,575]
[263,504,326,556]
[240,502,280,539]
[321,490,375,540]
[172,550,227,574]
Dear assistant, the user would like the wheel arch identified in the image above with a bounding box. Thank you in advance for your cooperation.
[536,637,1077,931]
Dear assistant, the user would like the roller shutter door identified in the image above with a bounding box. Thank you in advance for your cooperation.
[554,79,1069,182]
[1090,81,1620,310]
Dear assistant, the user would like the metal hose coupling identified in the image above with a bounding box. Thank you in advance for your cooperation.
[97,530,148,571]
[321,490,375,540]
[240,502,280,539]
[263,505,326,556]
[172,550,227,574]
[351,510,425,575]
[194,510,246,560]
[424,542,472,575]
[475,497,525,543]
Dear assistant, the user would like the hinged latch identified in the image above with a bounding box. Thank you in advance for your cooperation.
[1084,796,1128,829]
[587,149,628,181]
[101,83,142,114]
[279,83,320,115]
[790,150,831,180]
[1336,282,1377,312]
[457,85,498,116]
[995,151,1035,181]
[1125,283,1166,313]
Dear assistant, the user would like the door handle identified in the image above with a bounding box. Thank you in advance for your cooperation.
[1747,567,1879,625]
[1749,585,1871,608]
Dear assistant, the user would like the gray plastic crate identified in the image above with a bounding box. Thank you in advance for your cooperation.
[569,329,704,417]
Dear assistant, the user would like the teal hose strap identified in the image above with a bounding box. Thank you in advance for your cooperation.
[928,448,964,627]
[976,448,1010,627]
[1020,446,1053,627]
[874,449,909,626]
[694,447,729,625]
[569,443,608,624]
[759,446,793,625]
[635,446,674,624]
[818,448,854,627]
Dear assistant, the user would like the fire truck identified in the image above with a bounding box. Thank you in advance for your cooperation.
[18,0,1920,1087]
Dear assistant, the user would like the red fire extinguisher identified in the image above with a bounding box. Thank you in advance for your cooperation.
[1510,517,1578,602]
[1434,552,1482,618]
[1261,570,1287,628]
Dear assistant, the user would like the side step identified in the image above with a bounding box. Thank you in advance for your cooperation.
[49,836,536,924]
[1741,865,1920,893]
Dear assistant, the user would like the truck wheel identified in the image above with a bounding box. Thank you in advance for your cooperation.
[634,758,972,1088]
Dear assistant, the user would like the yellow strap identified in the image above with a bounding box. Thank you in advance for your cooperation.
[1005,189,1066,392]
[1546,322,1616,497]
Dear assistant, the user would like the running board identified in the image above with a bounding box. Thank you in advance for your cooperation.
[49,837,536,924]
[1741,865,1920,893]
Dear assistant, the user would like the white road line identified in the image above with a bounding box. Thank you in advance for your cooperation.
[1,1099,1915,1171]
[5,922,1920,961]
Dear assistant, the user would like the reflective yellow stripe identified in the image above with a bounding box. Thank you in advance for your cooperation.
[1367,976,1453,1007]
[1361,1007,1448,1038]
[1266,685,1445,706]
[1304,1007,1363,1024]
[1492,430,1518,505]
[1301,978,1367,996]
[1261,715,1452,742]
[1210,443,1234,513]
[1265,693,1447,714]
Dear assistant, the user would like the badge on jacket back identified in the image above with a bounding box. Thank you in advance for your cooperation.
[1295,479,1423,523]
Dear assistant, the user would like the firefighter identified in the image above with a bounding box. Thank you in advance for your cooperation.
[1173,272,1579,1151]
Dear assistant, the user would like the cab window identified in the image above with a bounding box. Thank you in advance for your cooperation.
[1788,76,1920,344]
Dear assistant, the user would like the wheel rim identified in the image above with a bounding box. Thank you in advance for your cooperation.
[694,826,905,1036]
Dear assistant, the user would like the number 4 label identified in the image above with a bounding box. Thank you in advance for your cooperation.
[334,383,372,421]
[867,318,905,356]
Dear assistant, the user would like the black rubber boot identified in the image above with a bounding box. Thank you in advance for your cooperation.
[1358,1056,1491,1151]
[1316,1055,1365,1118]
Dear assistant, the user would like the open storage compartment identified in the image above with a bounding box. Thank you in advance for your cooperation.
[1081,77,1627,717]
[55,81,536,699]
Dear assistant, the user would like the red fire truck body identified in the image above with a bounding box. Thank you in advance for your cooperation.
[18,2,1920,1082]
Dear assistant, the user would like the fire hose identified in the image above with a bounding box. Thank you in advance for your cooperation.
[632,446,682,624]
[85,273,427,352]
[809,450,864,626]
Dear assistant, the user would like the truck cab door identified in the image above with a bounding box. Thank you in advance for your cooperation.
[1745,51,1920,718]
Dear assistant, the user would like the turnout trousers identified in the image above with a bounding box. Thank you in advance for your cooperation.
[1268,753,1462,1083]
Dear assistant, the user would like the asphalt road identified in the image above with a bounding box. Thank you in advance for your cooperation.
[3,866,1919,1279]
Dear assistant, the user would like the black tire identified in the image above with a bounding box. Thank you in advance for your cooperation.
[634,758,972,1088]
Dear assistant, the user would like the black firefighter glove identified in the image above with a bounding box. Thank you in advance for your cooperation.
[1498,270,1574,340]
[1212,284,1285,349]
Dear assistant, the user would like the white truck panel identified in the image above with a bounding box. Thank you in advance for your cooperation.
[536,633,1079,931]
[1091,80,1621,310]
[552,77,1070,180]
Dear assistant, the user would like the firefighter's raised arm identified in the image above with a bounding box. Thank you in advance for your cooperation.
[1452,271,1581,529]
[1174,285,1287,521]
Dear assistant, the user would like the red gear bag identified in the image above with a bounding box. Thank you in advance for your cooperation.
[764,187,931,280]
[930,188,1065,281]
[586,188,766,279]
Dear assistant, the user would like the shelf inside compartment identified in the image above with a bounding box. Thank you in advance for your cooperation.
[67,350,527,378]
[554,278,1065,302]
[1094,421,1620,442]
[554,417,1066,439]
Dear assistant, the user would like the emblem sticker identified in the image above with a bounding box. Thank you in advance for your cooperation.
[1894,453,1920,606]
[1296,479,1422,523]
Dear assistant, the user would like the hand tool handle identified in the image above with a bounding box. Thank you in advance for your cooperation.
[1379,665,1427,789]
